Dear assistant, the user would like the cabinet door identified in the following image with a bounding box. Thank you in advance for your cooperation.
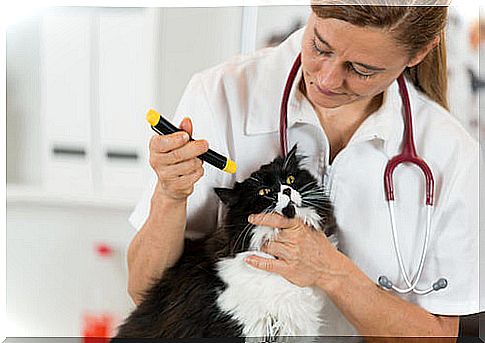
[41,10,93,194]
[97,9,155,198]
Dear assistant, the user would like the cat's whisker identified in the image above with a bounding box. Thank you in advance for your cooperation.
[237,206,274,253]
[300,187,325,195]
[301,197,330,204]
[232,222,254,255]
[300,190,325,197]
[240,218,259,250]
[299,181,319,192]
[233,222,259,254]
[302,198,329,205]
[301,198,324,203]
[301,201,332,212]
[230,204,275,255]
[219,223,245,228]
[301,193,321,199]
[301,204,328,212]
[301,192,326,198]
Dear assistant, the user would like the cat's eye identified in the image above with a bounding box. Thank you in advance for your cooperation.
[258,188,271,196]
[286,175,295,185]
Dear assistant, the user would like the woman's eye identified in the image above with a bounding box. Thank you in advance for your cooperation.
[286,175,295,185]
[258,188,271,196]
[311,38,331,56]
[348,64,375,79]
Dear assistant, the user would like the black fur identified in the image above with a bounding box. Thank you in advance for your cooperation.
[112,145,336,339]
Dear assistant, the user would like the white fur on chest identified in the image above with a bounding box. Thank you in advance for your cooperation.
[216,251,328,338]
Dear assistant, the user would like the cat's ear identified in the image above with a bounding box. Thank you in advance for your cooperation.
[287,143,306,166]
[214,187,239,206]
[288,144,298,159]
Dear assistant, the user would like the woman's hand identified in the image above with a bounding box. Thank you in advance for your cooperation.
[149,117,209,202]
[245,213,350,290]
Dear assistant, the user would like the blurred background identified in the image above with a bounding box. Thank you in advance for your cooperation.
[5,4,484,338]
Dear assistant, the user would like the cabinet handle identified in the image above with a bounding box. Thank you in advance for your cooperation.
[106,150,139,161]
[52,146,86,157]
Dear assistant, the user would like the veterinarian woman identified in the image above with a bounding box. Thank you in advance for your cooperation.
[126,2,481,339]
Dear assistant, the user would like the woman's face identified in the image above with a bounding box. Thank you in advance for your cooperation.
[301,14,413,109]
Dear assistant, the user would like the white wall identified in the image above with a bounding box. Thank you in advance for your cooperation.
[7,202,136,336]
[6,15,42,186]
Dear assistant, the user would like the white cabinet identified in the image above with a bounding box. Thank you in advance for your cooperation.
[15,6,309,208]
[41,12,94,194]
[40,8,156,200]
[37,7,243,205]
[97,10,156,196]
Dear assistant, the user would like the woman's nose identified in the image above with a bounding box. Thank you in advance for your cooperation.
[316,61,345,90]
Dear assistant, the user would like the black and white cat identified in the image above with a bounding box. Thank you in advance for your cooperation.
[113,145,338,340]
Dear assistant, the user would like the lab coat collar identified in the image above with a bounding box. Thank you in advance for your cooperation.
[347,79,406,158]
[245,27,408,158]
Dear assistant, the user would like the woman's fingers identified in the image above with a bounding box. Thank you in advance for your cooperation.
[169,167,205,191]
[244,255,288,274]
[178,117,193,136]
[147,117,209,201]
[261,240,294,261]
[150,137,208,166]
[149,131,189,154]
[248,212,298,230]
[159,158,203,179]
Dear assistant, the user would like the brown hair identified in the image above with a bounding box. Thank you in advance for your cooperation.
[311,3,449,110]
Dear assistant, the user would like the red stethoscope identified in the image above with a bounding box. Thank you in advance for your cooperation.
[279,53,447,295]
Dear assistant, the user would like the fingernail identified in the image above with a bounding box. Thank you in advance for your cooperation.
[181,132,190,142]
[248,214,255,222]
[244,257,252,264]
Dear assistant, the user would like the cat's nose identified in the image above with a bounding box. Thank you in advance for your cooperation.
[282,188,292,197]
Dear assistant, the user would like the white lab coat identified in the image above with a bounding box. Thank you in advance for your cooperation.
[129,28,482,334]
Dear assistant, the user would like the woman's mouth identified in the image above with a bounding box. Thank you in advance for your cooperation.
[316,84,342,96]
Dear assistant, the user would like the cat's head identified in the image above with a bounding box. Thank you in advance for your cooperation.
[214,145,334,253]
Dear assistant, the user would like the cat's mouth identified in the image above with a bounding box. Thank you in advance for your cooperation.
[281,202,296,218]
[249,204,322,251]
[248,185,323,251]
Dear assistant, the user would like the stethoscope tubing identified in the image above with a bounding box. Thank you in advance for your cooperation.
[387,203,433,294]
[279,53,447,295]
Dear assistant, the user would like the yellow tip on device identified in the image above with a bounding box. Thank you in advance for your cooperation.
[146,109,161,126]
[223,159,237,174]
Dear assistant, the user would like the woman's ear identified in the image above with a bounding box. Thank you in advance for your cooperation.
[407,35,441,68]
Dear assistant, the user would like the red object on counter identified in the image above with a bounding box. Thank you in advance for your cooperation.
[95,243,113,257]
[82,313,113,343]
[82,242,116,342]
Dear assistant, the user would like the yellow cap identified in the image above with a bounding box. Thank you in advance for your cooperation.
[146,109,161,126]
[223,159,237,174]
